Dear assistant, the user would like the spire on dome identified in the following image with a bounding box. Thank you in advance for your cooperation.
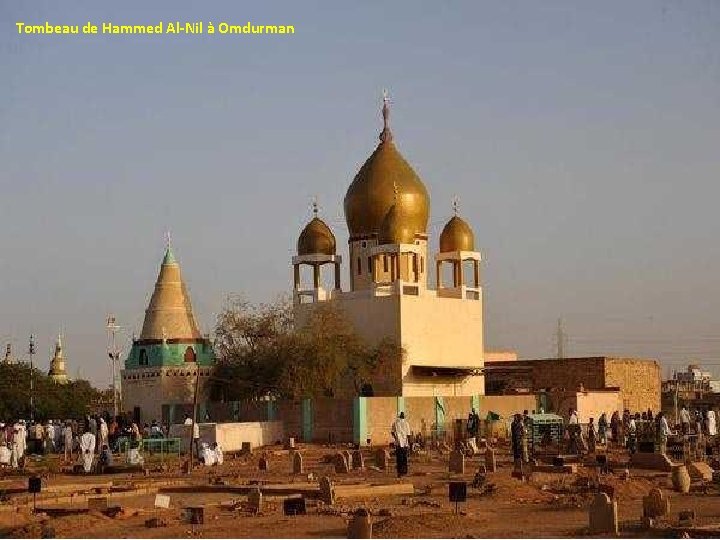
[379,89,393,143]
[163,230,176,265]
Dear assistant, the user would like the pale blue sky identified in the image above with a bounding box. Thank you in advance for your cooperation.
[1,1,719,386]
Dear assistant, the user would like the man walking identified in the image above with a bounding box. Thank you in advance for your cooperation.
[391,412,410,478]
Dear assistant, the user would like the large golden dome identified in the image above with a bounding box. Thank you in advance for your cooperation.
[297,217,336,256]
[379,203,416,245]
[344,97,429,239]
[440,215,475,252]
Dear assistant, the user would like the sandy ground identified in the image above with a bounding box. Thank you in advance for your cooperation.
[1,444,719,538]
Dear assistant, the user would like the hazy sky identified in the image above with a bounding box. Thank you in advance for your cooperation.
[2,1,719,387]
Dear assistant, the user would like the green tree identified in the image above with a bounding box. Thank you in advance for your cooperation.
[210,296,404,400]
[0,363,101,421]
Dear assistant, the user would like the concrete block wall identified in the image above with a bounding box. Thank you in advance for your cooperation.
[603,358,661,413]
[531,358,606,392]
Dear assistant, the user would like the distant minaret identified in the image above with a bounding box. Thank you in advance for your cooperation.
[48,334,69,384]
[3,343,17,365]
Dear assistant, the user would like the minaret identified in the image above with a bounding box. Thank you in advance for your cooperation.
[3,343,17,365]
[48,334,69,384]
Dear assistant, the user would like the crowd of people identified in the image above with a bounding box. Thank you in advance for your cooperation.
[0,414,175,472]
[561,406,717,457]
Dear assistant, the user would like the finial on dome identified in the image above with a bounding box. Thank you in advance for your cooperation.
[380,89,393,143]
[312,197,319,218]
[452,196,459,216]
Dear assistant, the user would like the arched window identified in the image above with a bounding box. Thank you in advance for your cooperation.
[139,349,148,366]
[184,346,196,363]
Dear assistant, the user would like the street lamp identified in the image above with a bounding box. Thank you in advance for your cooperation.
[28,334,35,423]
[106,315,122,418]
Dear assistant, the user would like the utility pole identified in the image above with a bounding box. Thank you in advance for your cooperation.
[28,334,35,422]
[106,315,122,418]
[189,364,201,474]
[555,318,567,359]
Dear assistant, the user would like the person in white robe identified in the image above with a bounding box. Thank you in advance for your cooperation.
[200,442,216,466]
[0,444,10,465]
[12,425,25,460]
[707,410,717,437]
[98,418,109,453]
[79,429,96,473]
[213,442,224,465]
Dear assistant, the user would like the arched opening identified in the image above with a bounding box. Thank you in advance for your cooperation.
[184,346,196,363]
[360,383,375,397]
[139,349,148,366]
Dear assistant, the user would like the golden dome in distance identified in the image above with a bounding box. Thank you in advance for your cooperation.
[440,201,475,252]
[344,92,429,239]
[298,203,336,256]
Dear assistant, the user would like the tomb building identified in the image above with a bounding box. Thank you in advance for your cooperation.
[292,95,484,397]
[121,239,215,423]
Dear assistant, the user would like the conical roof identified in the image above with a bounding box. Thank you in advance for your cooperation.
[139,246,202,341]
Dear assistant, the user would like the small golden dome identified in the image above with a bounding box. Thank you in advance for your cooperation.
[343,96,429,238]
[297,217,336,256]
[379,204,416,245]
[440,215,475,252]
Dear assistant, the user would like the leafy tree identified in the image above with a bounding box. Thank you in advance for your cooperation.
[0,363,101,421]
[211,296,404,400]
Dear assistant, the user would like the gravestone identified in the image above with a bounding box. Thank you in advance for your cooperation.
[347,508,372,539]
[292,452,304,474]
[335,453,349,474]
[671,465,691,493]
[248,487,262,514]
[343,450,353,467]
[283,497,307,516]
[588,492,618,535]
[642,488,669,519]
[449,450,465,474]
[375,448,389,470]
[88,497,108,512]
[485,447,496,473]
[285,437,296,450]
[679,510,695,526]
[258,456,269,472]
[351,450,364,470]
[319,476,335,505]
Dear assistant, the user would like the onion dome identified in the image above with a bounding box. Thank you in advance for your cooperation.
[379,203,416,245]
[139,241,202,341]
[343,93,429,239]
[297,215,336,256]
[439,215,475,252]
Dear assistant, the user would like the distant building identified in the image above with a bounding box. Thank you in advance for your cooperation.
[121,242,215,424]
[484,356,661,413]
[48,334,69,384]
[664,364,720,394]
